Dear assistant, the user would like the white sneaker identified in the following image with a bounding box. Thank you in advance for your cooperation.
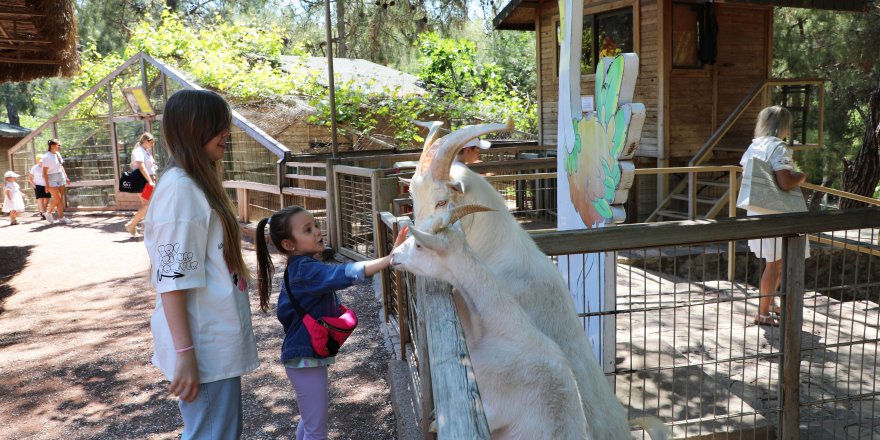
[46,214,55,225]
[58,217,72,225]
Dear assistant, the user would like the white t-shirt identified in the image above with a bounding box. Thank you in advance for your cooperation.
[144,167,259,383]
[42,152,64,174]
[29,164,46,186]
[131,145,158,175]
[739,136,797,217]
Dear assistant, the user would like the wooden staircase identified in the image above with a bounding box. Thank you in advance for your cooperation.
[647,78,824,222]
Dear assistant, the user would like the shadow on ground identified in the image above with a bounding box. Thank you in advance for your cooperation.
[0,245,32,316]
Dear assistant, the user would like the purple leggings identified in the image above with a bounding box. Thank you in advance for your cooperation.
[286,366,329,440]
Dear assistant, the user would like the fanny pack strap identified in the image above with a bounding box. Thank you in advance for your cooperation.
[282,267,311,318]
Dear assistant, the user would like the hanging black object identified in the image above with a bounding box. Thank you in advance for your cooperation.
[699,2,718,65]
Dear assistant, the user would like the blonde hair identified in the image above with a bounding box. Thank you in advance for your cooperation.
[138,132,154,146]
[159,90,249,280]
[754,105,793,139]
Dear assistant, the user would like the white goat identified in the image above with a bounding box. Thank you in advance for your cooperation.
[390,205,588,439]
[409,121,667,440]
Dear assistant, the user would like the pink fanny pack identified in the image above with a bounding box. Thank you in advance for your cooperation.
[301,305,358,357]
[284,268,358,357]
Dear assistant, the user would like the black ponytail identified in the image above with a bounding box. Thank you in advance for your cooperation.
[254,205,308,312]
[255,216,273,312]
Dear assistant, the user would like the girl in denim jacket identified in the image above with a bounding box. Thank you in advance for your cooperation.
[255,205,407,440]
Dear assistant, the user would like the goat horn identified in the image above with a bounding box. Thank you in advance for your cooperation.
[446,204,494,226]
[423,118,514,181]
[414,120,444,175]
[410,227,444,251]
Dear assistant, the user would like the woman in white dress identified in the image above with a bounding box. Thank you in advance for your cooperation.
[739,106,808,327]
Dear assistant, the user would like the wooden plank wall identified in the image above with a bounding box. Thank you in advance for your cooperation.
[272,123,355,154]
[667,4,771,160]
[538,0,660,159]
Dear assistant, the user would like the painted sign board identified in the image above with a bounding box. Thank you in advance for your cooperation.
[555,0,645,367]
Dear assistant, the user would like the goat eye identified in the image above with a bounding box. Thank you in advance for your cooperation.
[435,200,448,208]
[415,243,421,249]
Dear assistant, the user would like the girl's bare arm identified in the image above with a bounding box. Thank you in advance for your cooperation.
[161,290,200,402]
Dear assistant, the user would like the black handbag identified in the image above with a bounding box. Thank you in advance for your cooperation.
[119,169,147,193]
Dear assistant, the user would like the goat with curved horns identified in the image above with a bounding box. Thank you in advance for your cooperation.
[391,205,589,439]
[408,120,668,439]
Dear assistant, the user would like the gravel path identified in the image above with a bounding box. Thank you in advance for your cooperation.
[0,213,397,439]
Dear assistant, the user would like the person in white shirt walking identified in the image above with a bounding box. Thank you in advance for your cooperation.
[41,139,72,225]
[27,154,52,220]
[125,133,158,236]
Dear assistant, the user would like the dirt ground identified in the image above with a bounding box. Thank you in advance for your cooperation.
[0,212,397,439]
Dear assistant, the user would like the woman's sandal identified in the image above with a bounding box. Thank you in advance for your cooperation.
[754,313,780,327]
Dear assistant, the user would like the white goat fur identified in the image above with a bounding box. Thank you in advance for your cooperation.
[411,162,636,439]
[391,222,588,439]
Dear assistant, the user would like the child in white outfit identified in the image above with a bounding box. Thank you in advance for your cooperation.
[4,171,25,225]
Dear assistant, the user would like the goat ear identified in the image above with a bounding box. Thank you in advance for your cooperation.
[447,179,464,194]
[410,228,444,251]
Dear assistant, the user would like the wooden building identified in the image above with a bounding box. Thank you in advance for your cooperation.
[0,123,30,173]
[494,0,871,220]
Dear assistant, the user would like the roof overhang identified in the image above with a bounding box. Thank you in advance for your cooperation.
[0,0,80,83]
[492,0,872,31]
[493,0,539,31]
[721,0,873,12]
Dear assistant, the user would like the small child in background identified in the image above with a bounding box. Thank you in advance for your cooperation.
[4,171,25,225]
[254,206,407,440]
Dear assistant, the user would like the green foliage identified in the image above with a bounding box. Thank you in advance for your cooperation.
[773,6,880,187]
[26,8,537,148]
[415,32,537,134]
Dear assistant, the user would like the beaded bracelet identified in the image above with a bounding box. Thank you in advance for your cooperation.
[175,345,194,353]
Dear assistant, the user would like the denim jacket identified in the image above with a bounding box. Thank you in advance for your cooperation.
[278,255,368,361]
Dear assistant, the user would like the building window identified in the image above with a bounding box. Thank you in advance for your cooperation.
[582,8,633,74]
[672,3,702,68]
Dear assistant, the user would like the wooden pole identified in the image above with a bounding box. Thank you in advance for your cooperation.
[780,236,805,439]
[324,0,339,157]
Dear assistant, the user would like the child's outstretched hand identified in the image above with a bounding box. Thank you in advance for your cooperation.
[393,225,409,249]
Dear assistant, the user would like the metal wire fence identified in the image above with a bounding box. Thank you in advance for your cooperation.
[377,208,880,439]
[334,166,377,258]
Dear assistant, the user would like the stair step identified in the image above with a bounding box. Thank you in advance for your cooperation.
[656,210,690,220]
[670,194,723,205]
[713,147,747,153]
[695,180,730,188]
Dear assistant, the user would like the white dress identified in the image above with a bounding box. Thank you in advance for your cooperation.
[739,136,811,262]
[3,181,25,213]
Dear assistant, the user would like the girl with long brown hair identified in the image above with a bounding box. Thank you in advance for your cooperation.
[144,89,258,438]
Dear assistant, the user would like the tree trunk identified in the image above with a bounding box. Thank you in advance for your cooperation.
[336,0,347,58]
[5,100,20,126]
[840,80,880,208]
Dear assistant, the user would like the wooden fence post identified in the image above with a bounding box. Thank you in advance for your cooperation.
[326,158,340,251]
[780,235,806,439]
[417,277,491,439]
